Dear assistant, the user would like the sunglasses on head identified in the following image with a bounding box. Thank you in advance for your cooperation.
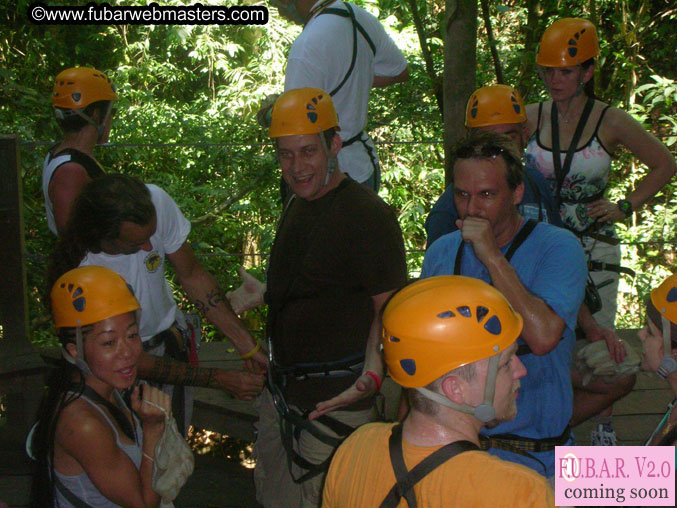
[455,144,516,163]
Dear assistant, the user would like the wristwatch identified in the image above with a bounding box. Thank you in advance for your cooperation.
[617,199,633,217]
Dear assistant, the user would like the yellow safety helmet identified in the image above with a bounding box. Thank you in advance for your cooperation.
[465,85,527,128]
[536,18,599,68]
[382,275,523,388]
[269,88,340,138]
[51,266,139,328]
[52,67,118,110]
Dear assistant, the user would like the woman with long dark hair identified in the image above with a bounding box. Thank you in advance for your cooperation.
[30,266,170,507]
[525,17,675,444]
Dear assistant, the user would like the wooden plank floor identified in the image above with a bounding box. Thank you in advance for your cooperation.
[2,329,672,507]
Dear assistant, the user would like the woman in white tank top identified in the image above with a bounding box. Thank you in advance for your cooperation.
[29,266,171,508]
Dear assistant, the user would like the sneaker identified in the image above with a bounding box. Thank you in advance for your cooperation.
[590,422,617,446]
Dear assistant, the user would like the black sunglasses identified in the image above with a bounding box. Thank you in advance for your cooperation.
[455,144,518,165]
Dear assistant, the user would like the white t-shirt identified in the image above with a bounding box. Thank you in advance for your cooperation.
[80,184,191,343]
[284,0,407,183]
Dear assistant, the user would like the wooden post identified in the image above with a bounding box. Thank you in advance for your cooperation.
[0,135,45,450]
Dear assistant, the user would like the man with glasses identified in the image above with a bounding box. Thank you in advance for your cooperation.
[43,67,117,235]
[421,130,587,479]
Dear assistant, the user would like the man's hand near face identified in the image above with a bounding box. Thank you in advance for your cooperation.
[455,216,502,265]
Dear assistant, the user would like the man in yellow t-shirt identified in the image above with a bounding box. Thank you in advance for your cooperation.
[322,276,555,508]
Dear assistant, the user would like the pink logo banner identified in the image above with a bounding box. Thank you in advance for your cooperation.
[555,446,675,506]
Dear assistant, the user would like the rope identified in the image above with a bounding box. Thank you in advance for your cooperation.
[21,139,444,149]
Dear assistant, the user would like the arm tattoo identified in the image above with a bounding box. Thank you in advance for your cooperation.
[145,356,216,388]
[195,287,230,316]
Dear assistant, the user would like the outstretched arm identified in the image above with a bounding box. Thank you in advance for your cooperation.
[168,242,268,372]
[137,352,264,400]
[308,290,394,420]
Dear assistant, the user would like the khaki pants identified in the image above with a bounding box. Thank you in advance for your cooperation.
[253,389,377,508]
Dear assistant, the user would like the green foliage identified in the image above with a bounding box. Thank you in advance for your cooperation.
[2,0,676,342]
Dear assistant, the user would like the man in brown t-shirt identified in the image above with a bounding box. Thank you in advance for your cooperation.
[229,88,407,508]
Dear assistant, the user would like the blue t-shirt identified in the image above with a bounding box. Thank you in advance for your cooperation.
[425,167,562,248]
[421,221,586,477]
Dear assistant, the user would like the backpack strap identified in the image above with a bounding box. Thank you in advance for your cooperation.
[379,423,479,508]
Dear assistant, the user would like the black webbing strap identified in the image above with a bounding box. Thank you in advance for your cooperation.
[54,475,92,508]
[278,405,355,483]
[454,219,538,356]
[380,423,479,508]
[588,260,636,276]
[320,3,375,97]
[453,219,537,276]
[551,96,595,204]
[52,147,105,180]
[80,385,136,443]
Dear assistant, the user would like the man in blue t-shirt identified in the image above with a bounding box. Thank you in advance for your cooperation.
[421,130,586,478]
[425,85,561,248]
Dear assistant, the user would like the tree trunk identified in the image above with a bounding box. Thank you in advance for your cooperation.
[444,0,477,187]
[514,0,540,102]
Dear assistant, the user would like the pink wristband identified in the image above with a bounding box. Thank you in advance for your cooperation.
[365,371,382,393]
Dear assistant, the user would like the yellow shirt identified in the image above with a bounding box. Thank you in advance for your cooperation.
[323,422,555,508]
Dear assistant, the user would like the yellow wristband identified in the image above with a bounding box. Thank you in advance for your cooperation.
[240,343,261,360]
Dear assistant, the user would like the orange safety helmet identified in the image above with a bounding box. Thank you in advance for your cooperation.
[269,88,340,138]
[536,18,599,68]
[52,67,118,110]
[382,275,523,388]
[650,274,677,325]
[51,266,139,328]
[465,85,527,128]
[647,274,677,378]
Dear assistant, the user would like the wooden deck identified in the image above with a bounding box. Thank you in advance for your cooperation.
[1,329,673,507]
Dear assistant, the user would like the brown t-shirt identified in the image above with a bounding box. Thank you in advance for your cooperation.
[266,177,407,410]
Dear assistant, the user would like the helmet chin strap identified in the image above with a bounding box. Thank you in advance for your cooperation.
[318,131,338,186]
[416,354,500,423]
[61,326,94,376]
[657,315,677,379]
[56,100,112,142]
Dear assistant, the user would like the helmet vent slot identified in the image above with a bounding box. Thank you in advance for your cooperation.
[389,335,400,343]
[456,306,471,318]
[476,306,489,323]
[400,359,416,376]
[484,315,502,335]
[667,287,677,302]
[437,310,455,319]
